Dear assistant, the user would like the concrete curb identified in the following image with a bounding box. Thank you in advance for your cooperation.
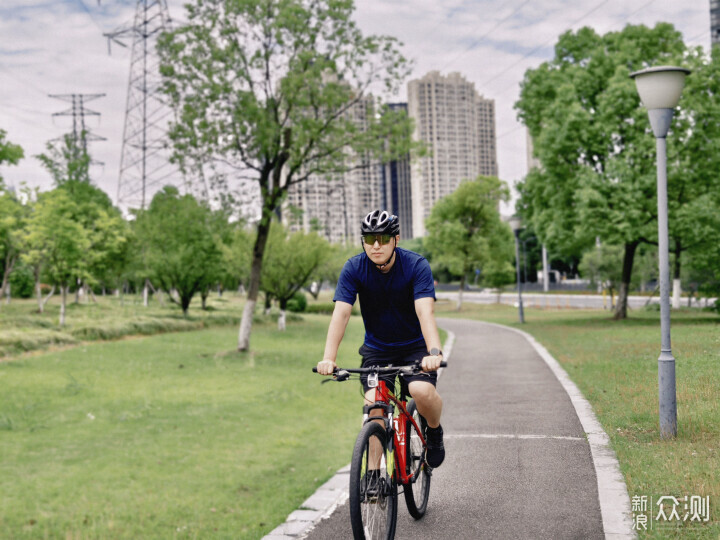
[481,321,636,540]
[263,330,456,540]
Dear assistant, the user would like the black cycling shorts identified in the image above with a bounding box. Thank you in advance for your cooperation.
[358,342,438,394]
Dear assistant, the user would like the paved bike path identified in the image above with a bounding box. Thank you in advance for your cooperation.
[275,318,633,539]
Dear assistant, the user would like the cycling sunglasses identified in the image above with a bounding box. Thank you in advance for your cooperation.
[362,234,394,245]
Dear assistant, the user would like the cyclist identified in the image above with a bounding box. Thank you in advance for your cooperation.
[316,209,445,468]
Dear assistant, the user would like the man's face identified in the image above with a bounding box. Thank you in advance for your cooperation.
[362,234,399,265]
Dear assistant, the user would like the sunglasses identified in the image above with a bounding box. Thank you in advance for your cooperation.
[362,234,394,245]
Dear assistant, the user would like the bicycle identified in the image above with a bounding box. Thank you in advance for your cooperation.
[313,361,447,540]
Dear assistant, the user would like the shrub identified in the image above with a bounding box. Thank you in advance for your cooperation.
[286,291,307,313]
[305,303,335,315]
[8,264,34,298]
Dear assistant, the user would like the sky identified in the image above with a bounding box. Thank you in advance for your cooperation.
[0,0,712,216]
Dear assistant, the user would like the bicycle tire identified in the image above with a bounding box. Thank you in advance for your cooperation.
[349,420,398,540]
[403,400,431,519]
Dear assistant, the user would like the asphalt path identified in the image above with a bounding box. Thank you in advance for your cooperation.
[302,318,606,539]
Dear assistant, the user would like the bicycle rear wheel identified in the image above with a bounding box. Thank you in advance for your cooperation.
[349,420,398,540]
[403,400,431,519]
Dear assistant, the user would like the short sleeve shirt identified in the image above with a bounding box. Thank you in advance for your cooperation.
[333,247,436,351]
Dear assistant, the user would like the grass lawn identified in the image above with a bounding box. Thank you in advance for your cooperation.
[0,294,251,358]
[436,300,719,539]
[0,312,369,539]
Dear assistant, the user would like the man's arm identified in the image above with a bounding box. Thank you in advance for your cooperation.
[317,301,354,375]
[415,296,443,372]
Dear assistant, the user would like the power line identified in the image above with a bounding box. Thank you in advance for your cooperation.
[441,0,533,71]
[477,0,613,91]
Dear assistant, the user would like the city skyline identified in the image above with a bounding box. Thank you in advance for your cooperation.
[0,0,712,217]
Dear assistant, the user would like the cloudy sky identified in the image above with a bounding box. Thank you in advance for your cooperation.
[0,0,712,214]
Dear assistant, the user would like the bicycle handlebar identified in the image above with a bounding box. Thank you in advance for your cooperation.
[312,361,447,374]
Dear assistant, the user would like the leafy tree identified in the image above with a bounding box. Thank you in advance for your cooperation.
[425,176,513,310]
[515,23,711,319]
[157,0,414,350]
[135,187,223,315]
[220,222,254,294]
[21,189,91,326]
[579,244,624,305]
[260,223,329,330]
[36,132,91,185]
[0,129,24,186]
[0,192,26,305]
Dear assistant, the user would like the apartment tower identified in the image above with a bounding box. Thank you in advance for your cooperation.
[284,94,384,245]
[407,71,497,237]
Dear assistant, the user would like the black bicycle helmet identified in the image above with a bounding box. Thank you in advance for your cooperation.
[361,210,400,236]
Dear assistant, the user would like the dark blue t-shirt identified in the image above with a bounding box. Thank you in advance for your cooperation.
[333,247,436,351]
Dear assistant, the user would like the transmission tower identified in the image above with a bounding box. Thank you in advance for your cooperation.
[49,93,107,165]
[104,0,178,210]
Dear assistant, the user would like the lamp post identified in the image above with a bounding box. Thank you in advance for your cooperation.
[630,65,690,439]
[509,216,525,323]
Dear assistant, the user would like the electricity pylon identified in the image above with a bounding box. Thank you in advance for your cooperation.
[104,0,177,210]
[49,93,106,164]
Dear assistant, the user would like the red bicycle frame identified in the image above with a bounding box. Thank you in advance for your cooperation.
[366,379,426,485]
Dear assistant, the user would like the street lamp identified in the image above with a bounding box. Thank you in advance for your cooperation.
[630,65,690,439]
[509,215,525,323]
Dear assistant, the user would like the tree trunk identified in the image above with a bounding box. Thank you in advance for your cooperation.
[238,213,273,351]
[1,254,16,309]
[456,275,465,311]
[143,280,149,307]
[60,285,68,327]
[278,298,287,331]
[36,280,44,313]
[613,242,638,320]
[4,283,10,305]
[672,279,682,309]
[672,243,682,309]
[264,293,272,315]
[201,289,209,310]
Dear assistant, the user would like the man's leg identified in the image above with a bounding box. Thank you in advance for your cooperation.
[408,380,445,467]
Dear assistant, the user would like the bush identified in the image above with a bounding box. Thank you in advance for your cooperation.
[305,302,335,314]
[9,264,34,298]
[286,291,307,313]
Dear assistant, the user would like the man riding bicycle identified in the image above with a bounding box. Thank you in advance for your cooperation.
[316,209,445,468]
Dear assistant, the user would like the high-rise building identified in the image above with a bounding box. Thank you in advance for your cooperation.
[285,94,384,245]
[381,103,413,238]
[712,0,720,46]
[407,71,498,237]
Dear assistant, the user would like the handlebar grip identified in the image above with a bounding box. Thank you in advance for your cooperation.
[312,367,318,373]
[440,361,448,368]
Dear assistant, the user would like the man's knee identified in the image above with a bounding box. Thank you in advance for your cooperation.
[408,381,440,404]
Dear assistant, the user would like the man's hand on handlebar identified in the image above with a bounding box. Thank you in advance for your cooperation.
[421,352,443,372]
[316,359,337,376]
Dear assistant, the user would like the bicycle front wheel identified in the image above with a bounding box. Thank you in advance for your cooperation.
[349,420,398,540]
[403,400,431,519]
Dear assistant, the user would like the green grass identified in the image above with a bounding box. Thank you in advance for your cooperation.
[0,314,367,539]
[0,295,248,358]
[436,300,720,538]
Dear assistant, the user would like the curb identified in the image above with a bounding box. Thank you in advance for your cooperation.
[481,321,636,540]
[263,330,456,540]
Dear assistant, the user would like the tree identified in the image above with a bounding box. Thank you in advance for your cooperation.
[425,176,513,310]
[261,224,329,330]
[579,244,624,306]
[157,0,414,350]
[515,23,720,319]
[21,189,91,326]
[0,129,24,186]
[36,132,91,185]
[0,192,26,305]
[135,187,224,315]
